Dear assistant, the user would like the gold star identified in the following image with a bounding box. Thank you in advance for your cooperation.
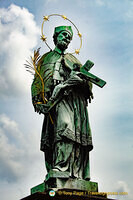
[43,16,49,21]
[41,35,47,41]
[78,32,82,38]
[62,15,67,20]
[75,49,80,54]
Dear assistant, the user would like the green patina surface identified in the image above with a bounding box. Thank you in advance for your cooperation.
[31,179,98,195]
[31,183,45,194]
[31,25,106,192]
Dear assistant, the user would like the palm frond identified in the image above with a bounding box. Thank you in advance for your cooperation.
[42,68,51,76]
[24,64,34,70]
[26,48,53,123]
[44,72,53,83]
[44,74,53,84]
[26,69,34,75]
[25,48,41,76]
[32,48,41,66]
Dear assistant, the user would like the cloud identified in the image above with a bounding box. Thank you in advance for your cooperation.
[0,113,41,183]
[125,1,133,19]
[0,4,40,99]
[0,1,133,199]
[111,181,133,200]
[115,181,130,193]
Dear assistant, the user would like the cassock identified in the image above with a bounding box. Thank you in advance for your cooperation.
[31,47,93,180]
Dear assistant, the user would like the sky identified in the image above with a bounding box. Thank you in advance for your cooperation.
[0,0,133,199]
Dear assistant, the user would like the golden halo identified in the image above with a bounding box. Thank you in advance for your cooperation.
[41,14,82,55]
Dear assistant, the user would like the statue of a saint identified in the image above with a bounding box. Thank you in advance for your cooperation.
[31,26,94,181]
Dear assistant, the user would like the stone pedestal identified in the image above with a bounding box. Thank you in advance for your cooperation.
[21,190,116,200]
[45,177,98,191]
[21,171,116,200]
[30,170,98,194]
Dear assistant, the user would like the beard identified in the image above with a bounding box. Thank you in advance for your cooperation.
[56,40,69,51]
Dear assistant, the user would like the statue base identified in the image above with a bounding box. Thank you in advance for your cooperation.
[21,171,116,199]
[21,190,116,200]
[31,170,98,193]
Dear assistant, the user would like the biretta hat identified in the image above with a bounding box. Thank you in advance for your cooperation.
[54,26,73,38]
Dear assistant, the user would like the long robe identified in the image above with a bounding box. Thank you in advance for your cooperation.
[31,49,93,179]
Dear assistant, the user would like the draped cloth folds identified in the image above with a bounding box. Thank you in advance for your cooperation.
[31,49,93,180]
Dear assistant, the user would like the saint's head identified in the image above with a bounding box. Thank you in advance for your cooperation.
[53,26,73,51]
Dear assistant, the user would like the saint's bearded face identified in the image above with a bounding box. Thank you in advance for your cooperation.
[56,31,72,51]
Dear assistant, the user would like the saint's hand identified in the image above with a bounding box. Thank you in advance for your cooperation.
[34,104,44,114]
[34,104,50,114]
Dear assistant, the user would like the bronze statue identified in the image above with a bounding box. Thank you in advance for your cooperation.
[29,17,106,189]
[31,25,94,180]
